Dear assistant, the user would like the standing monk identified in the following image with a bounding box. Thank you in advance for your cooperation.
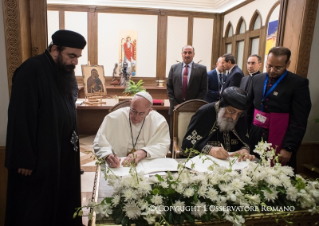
[5,30,86,226]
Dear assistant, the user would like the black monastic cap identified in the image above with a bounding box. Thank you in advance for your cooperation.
[220,86,248,110]
[52,30,86,49]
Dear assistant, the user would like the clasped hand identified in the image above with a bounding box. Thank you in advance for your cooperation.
[105,150,147,168]
[209,147,255,162]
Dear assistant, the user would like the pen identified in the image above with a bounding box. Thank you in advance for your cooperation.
[220,143,229,159]
[111,149,118,158]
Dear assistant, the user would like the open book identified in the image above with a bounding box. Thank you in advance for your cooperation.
[106,157,179,176]
[185,154,250,172]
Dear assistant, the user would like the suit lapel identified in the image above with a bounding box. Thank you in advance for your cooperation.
[188,63,196,87]
[177,63,183,89]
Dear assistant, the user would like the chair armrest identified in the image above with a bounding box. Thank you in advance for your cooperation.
[173,137,181,159]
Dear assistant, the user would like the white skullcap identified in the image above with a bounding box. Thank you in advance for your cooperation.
[135,91,153,104]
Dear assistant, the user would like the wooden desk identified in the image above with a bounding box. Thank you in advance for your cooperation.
[78,85,168,99]
[76,99,170,134]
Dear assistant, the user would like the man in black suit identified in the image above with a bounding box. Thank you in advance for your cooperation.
[248,47,311,170]
[221,53,244,90]
[240,54,262,93]
[240,54,262,129]
[167,45,207,115]
[205,57,226,103]
[166,45,207,144]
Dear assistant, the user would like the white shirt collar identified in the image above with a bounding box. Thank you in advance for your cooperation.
[228,64,236,73]
[183,61,193,67]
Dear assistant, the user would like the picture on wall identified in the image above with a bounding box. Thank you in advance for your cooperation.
[119,30,137,84]
[81,65,106,96]
[264,20,278,71]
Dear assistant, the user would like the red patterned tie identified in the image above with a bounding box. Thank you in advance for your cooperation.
[182,64,188,100]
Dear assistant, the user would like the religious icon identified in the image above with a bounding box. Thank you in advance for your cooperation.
[81,65,107,96]
[119,30,137,78]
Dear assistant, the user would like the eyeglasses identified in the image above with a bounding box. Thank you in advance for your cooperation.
[265,64,286,72]
[225,107,244,117]
[129,108,148,117]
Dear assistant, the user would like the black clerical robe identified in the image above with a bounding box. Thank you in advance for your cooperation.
[5,51,82,225]
[181,102,250,157]
[240,71,260,130]
[248,71,311,169]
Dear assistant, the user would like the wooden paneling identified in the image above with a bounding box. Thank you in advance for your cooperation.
[59,10,65,29]
[219,14,225,56]
[282,0,319,78]
[259,27,267,69]
[2,0,31,95]
[276,0,288,46]
[19,0,32,61]
[30,0,47,55]
[0,147,7,226]
[156,12,167,81]
[48,5,216,18]
[88,7,98,65]
[187,16,193,45]
[242,31,250,75]
[297,143,319,176]
[295,0,319,78]
[249,29,260,38]
[211,14,222,69]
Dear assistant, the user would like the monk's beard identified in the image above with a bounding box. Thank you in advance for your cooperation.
[55,53,77,97]
[217,108,238,132]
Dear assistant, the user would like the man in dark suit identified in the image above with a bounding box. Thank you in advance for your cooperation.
[205,57,226,103]
[240,54,262,129]
[166,45,207,115]
[248,47,311,170]
[221,53,244,90]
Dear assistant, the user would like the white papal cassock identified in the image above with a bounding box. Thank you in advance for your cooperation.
[93,107,170,159]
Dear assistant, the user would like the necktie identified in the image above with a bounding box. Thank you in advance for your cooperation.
[219,73,223,90]
[182,65,188,100]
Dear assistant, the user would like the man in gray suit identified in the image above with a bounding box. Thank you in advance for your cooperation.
[166,45,207,142]
[167,45,207,115]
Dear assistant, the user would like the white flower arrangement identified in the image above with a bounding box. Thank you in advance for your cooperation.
[75,141,319,225]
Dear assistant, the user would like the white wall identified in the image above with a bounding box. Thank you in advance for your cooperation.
[193,18,214,70]
[166,16,188,77]
[0,2,10,146]
[65,11,88,76]
[223,0,278,36]
[98,13,158,78]
[303,9,319,142]
[47,10,59,45]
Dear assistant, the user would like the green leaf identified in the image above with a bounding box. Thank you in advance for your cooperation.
[168,211,173,224]
[121,216,129,226]
[152,188,160,195]
[155,174,164,182]
[184,212,195,224]
[194,192,198,203]
[179,214,185,226]
[115,215,123,224]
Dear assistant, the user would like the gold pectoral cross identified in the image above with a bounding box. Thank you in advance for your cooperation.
[127,148,136,156]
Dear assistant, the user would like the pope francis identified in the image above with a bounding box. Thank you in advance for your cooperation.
[93,92,170,168]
